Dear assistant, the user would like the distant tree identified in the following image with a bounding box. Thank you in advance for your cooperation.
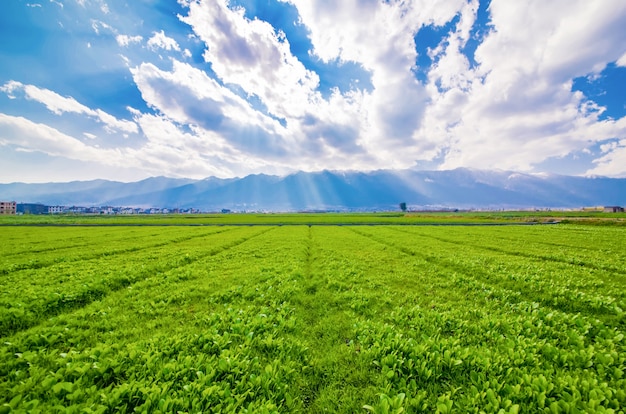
[399,202,407,212]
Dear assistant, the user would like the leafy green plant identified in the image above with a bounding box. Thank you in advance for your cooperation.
[1,224,624,412]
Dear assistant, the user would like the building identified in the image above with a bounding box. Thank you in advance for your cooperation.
[48,206,65,214]
[0,201,16,214]
[17,203,47,214]
[604,206,624,213]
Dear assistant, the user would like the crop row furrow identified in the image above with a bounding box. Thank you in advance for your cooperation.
[2,224,625,413]
[0,230,182,258]
[288,227,389,411]
[0,226,183,255]
[299,227,626,412]
[1,227,311,411]
[347,227,624,325]
[394,227,626,277]
[0,227,273,337]
[462,232,601,253]
[0,228,231,276]
[386,226,626,293]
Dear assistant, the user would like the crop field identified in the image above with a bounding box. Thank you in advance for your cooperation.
[2,210,624,226]
[1,223,625,413]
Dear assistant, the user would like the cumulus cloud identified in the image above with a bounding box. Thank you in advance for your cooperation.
[147,30,181,51]
[178,0,434,171]
[116,34,142,47]
[128,56,380,176]
[169,0,621,176]
[411,0,626,175]
[282,0,466,151]
[0,81,138,134]
[5,0,626,180]
[132,61,277,150]
[587,138,626,177]
[180,0,321,120]
[176,2,379,167]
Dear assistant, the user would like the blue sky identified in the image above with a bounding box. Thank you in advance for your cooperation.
[1,0,625,183]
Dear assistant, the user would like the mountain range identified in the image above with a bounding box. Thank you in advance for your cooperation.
[1,169,625,211]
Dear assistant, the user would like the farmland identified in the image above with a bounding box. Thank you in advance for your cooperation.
[1,222,625,412]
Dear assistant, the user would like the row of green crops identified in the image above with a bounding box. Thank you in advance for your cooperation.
[0,211,598,226]
[1,224,625,412]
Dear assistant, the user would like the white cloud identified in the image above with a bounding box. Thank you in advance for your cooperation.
[0,113,124,164]
[0,81,22,99]
[1,81,138,134]
[24,83,93,115]
[147,30,181,51]
[133,113,245,178]
[0,112,235,179]
[586,138,626,177]
[129,58,380,176]
[131,60,291,157]
[181,0,320,120]
[178,0,441,171]
[7,0,626,180]
[275,0,466,161]
[282,0,465,69]
[116,34,143,47]
[95,109,137,135]
[410,0,626,174]
[91,19,113,35]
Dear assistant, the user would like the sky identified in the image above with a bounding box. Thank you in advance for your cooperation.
[1,0,626,183]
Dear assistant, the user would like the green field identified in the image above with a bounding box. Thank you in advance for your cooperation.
[1,222,625,413]
[1,210,624,226]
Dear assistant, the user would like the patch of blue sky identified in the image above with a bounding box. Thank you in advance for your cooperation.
[413,0,492,83]
[461,0,492,69]
[2,1,207,121]
[0,91,45,121]
[571,63,626,121]
[0,2,65,85]
[413,15,460,83]
[229,0,373,97]
[1,2,143,120]
[534,139,621,176]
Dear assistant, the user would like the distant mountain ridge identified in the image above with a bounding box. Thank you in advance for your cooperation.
[1,169,625,211]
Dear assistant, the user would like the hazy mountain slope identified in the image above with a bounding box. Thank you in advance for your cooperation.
[0,177,195,205]
[2,169,624,210]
